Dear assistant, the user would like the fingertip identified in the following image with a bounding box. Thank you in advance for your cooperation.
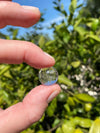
[23,84,61,103]
[22,5,41,25]
[46,83,61,92]
[31,84,61,103]
[0,2,41,28]
[24,43,55,68]
[30,84,61,101]
[43,52,55,67]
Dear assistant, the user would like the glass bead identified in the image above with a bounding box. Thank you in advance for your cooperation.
[39,67,58,85]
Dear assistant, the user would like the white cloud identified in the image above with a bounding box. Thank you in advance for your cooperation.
[50,16,65,23]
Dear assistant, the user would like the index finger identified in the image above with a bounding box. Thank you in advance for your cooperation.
[0,39,55,69]
[0,1,40,28]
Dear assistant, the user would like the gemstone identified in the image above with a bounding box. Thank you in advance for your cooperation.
[39,67,58,85]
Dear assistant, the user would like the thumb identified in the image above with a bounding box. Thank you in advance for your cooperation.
[0,84,61,133]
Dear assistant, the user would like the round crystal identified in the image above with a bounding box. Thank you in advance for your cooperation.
[39,67,58,85]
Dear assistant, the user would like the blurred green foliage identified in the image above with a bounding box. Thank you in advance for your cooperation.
[0,0,100,132]
[80,0,100,18]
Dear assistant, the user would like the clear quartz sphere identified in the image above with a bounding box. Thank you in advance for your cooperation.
[39,67,58,85]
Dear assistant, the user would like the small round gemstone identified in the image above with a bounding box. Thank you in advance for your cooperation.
[39,67,58,85]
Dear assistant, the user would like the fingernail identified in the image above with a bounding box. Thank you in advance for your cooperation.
[47,90,60,103]
[44,52,55,60]
[22,6,39,12]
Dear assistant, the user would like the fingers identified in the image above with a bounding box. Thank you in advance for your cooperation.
[0,84,61,133]
[0,1,40,28]
[0,39,55,68]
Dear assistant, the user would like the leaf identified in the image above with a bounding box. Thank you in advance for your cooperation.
[74,18,83,28]
[4,71,12,78]
[63,34,70,43]
[52,118,60,128]
[89,118,100,133]
[12,29,19,39]
[79,118,92,128]
[73,97,81,104]
[73,117,92,128]
[39,113,45,122]
[53,1,57,5]
[69,0,77,14]
[38,36,45,48]
[45,40,56,46]
[77,4,83,9]
[74,128,83,133]
[0,32,8,39]
[0,65,11,76]
[75,27,87,36]
[67,97,76,106]
[56,127,63,133]
[64,104,71,113]
[62,121,75,133]
[86,34,100,42]
[61,3,64,10]
[61,10,67,16]
[58,74,73,86]
[71,61,81,68]
[54,6,60,11]
[0,90,9,98]
[86,22,92,28]
[75,93,95,103]
[46,98,57,117]
[91,19,99,31]
[0,90,11,105]
[21,128,35,133]
[73,117,83,125]
[55,23,66,32]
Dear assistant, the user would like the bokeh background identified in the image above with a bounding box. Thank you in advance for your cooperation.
[0,0,100,133]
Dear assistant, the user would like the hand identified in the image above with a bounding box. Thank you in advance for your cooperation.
[0,1,61,133]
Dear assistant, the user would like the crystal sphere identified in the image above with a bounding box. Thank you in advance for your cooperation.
[39,67,58,85]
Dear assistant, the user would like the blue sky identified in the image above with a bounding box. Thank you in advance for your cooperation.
[0,0,83,38]
[0,0,70,37]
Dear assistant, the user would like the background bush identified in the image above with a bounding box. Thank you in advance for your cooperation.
[0,0,100,132]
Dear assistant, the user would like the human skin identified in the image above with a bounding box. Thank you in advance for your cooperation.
[0,1,61,133]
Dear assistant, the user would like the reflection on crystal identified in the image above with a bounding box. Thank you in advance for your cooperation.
[39,67,58,86]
